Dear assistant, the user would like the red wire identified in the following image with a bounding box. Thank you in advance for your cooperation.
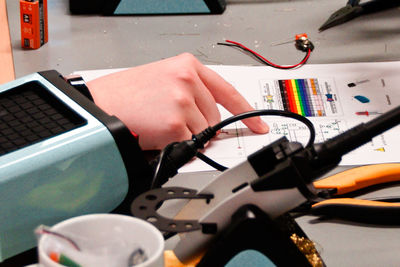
[225,39,311,69]
[38,228,81,251]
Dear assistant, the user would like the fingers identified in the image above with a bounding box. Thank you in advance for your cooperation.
[155,108,208,149]
[181,96,212,134]
[165,55,221,129]
[157,86,214,145]
[193,59,269,134]
[187,71,221,127]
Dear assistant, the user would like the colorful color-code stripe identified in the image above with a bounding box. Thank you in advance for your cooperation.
[278,78,325,117]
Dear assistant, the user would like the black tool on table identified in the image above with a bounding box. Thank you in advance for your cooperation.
[319,0,400,31]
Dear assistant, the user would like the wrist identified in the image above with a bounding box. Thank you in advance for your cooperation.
[64,74,94,102]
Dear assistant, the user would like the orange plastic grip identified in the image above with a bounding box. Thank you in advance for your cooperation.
[312,198,400,209]
[313,163,400,195]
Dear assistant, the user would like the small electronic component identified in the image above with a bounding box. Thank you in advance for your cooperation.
[294,33,314,52]
[354,95,370,103]
[271,33,314,52]
[347,79,370,87]
[355,111,382,116]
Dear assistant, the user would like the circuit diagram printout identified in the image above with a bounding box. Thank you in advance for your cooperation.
[75,62,400,173]
[179,62,400,172]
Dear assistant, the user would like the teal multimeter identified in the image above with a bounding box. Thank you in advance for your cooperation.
[0,70,152,262]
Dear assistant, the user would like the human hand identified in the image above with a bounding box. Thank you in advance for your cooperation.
[87,53,269,150]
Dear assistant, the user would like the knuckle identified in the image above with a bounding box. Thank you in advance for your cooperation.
[175,69,197,85]
[177,52,197,64]
[164,119,187,137]
[171,53,200,85]
[173,91,193,109]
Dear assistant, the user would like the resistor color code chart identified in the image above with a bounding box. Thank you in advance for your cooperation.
[259,78,342,117]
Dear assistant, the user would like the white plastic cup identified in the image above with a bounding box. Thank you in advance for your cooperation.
[38,214,164,267]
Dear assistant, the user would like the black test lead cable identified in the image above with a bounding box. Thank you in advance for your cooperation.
[150,109,316,188]
[194,109,316,172]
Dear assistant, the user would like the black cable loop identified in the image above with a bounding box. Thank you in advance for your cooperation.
[152,110,315,187]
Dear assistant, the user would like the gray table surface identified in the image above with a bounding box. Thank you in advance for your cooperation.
[7,0,400,77]
[6,0,400,266]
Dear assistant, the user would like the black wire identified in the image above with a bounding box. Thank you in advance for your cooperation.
[217,42,310,70]
[152,109,315,186]
[196,152,228,172]
[193,110,315,172]
[150,142,177,189]
[211,110,315,148]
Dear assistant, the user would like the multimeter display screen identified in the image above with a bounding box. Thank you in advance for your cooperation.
[0,81,86,156]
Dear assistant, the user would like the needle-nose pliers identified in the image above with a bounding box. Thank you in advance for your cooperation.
[319,0,400,31]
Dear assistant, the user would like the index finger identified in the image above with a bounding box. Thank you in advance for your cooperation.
[195,62,269,134]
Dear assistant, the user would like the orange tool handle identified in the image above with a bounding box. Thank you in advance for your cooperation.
[311,198,400,224]
[313,198,400,208]
[313,163,400,195]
